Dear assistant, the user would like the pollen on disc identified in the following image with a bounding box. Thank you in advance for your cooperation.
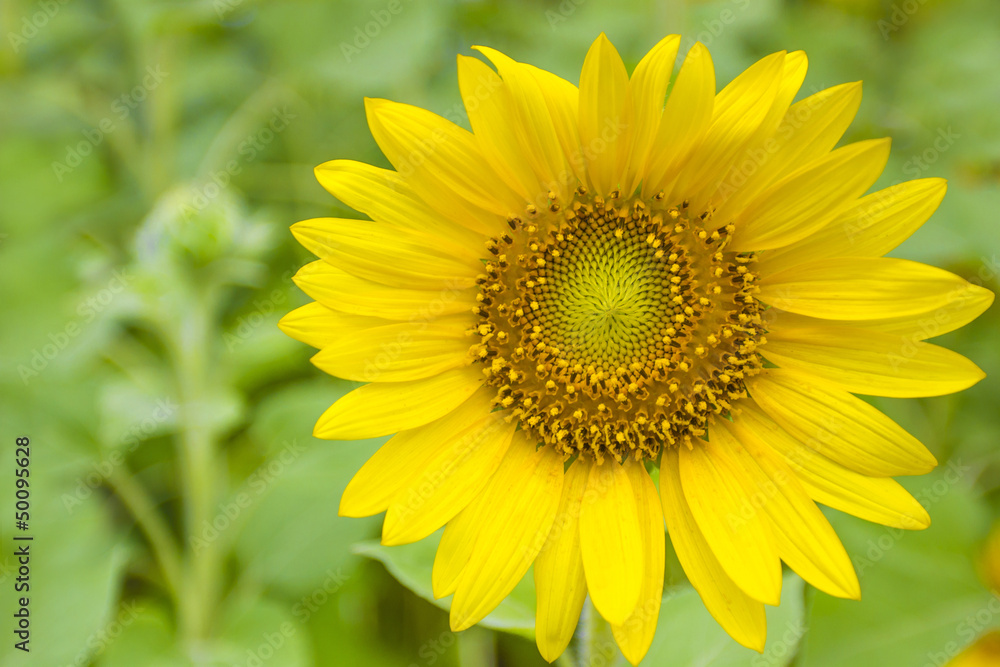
[469,188,765,463]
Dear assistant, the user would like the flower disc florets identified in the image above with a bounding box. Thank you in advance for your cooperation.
[470,188,766,461]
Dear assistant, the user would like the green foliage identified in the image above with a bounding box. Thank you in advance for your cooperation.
[800,470,996,667]
[637,575,805,667]
[355,532,539,638]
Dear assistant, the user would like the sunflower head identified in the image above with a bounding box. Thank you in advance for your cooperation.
[282,33,993,666]
[472,189,764,462]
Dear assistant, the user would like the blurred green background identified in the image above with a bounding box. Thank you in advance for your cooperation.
[1,0,998,665]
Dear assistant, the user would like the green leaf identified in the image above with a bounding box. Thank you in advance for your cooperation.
[354,530,538,638]
[799,466,993,667]
[233,439,384,595]
[209,596,313,667]
[97,603,188,667]
[629,574,805,667]
[235,379,384,595]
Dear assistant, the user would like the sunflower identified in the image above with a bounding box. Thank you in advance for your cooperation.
[280,34,993,664]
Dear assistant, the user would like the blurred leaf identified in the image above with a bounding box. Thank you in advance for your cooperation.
[354,530,538,639]
[799,467,994,667]
[895,0,1000,165]
[233,439,385,595]
[99,377,178,450]
[302,564,412,667]
[630,574,805,667]
[98,603,188,667]
[249,378,354,456]
[892,184,1000,268]
[234,379,384,594]
[211,595,313,666]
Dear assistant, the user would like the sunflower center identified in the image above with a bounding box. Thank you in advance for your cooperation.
[470,188,765,462]
[534,213,681,372]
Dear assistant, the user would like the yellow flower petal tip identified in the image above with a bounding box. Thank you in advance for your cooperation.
[336,492,369,519]
[379,529,406,547]
[746,635,767,654]
[281,33,992,662]
[449,611,472,633]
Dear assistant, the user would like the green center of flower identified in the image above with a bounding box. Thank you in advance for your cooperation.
[530,213,682,372]
[470,188,765,462]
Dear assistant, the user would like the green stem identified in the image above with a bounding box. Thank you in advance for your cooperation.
[107,466,183,598]
[456,626,495,667]
[169,290,222,652]
[556,652,577,667]
[178,412,217,644]
[577,597,617,667]
[195,79,289,178]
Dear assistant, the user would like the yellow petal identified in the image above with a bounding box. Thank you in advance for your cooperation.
[943,631,1000,667]
[711,50,808,211]
[291,259,476,321]
[339,394,496,518]
[762,324,986,398]
[711,81,863,223]
[313,368,483,440]
[474,46,572,201]
[777,80,862,164]
[524,64,585,186]
[611,459,665,666]
[365,97,523,222]
[731,403,930,530]
[812,283,992,339]
[753,51,809,143]
[622,34,681,194]
[660,449,767,652]
[291,217,480,290]
[763,284,994,341]
[457,54,541,200]
[278,301,385,349]
[450,434,564,631]
[382,406,516,546]
[433,496,484,598]
[578,33,631,195]
[310,319,472,383]
[730,138,891,252]
[750,369,938,476]
[678,436,783,605]
[716,421,860,600]
[534,458,591,663]
[672,51,785,210]
[759,178,948,276]
[313,159,488,241]
[643,42,715,197]
[758,257,980,321]
[579,457,643,625]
